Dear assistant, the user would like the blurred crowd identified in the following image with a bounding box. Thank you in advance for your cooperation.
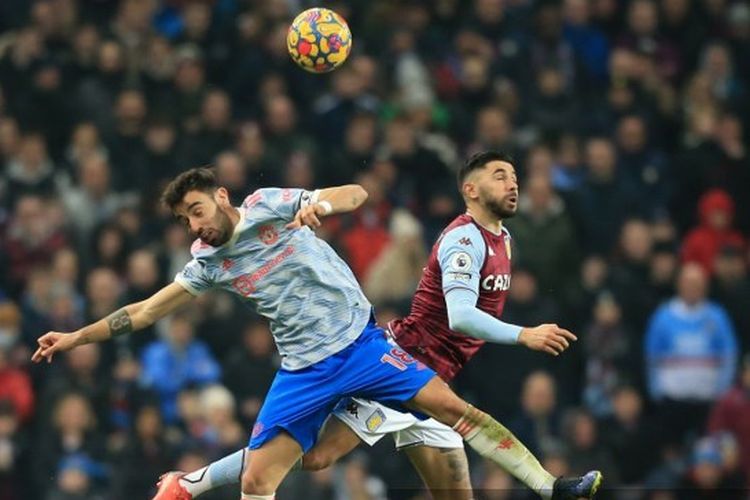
[0,0,749,498]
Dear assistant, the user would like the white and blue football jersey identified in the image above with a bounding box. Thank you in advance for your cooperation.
[175,188,372,370]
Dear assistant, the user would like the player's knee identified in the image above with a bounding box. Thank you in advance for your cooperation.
[302,449,335,471]
[433,397,471,427]
[241,468,275,495]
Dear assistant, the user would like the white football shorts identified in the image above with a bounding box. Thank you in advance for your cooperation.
[332,397,464,450]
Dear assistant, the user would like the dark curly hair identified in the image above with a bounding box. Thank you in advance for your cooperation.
[161,167,217,211]
[457,150,515,190]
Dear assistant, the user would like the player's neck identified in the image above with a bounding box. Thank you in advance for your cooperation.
[226,206,241,226]
[466,207,502,235]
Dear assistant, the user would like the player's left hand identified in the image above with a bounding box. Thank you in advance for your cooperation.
[517,324,577,356]
[31,331,80,364]
[286,203,327,230]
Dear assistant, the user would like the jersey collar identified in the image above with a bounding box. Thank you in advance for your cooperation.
[223,207,245,248]
[465,211,503,236]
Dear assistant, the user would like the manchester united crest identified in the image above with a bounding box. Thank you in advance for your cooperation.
[258,225,279,245]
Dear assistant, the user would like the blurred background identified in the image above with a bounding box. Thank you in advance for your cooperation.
[0,0,749,498]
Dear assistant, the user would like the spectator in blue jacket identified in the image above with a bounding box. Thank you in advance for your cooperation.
[645,262,738,447]
[141,312,220,423]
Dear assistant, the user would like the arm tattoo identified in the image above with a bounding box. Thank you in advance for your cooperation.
[106,309,133,337]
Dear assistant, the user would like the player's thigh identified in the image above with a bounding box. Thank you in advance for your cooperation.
[405,376,468,427]
[303,414,363,471]
[243,432,303,494]
[404,445,473,500]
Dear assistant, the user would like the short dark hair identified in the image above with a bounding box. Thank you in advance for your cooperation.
[457,150,515,189]
[161,167,217,210]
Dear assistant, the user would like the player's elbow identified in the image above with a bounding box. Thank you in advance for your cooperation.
[447,305,471,334]
[349,184,368,208]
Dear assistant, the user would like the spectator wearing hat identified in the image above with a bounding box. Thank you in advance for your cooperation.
[46,452,107,500]
[678,436,745,500]
[682,189,745,275]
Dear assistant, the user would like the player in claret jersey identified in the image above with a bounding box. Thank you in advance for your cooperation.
[154,152,602,500]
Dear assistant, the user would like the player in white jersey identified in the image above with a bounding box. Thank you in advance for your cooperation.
[33,167,600,500]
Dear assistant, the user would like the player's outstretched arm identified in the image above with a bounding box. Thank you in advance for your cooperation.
[31,282,194,364]
[286,184,368,229]
[445,288,577,356]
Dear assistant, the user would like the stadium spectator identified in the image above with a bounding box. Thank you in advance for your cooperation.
[681,189,745,274]
[2,196,68,297]
[140,313,220,424]
[562,407,621,485]
[708,354,750,488]
[0,343,33,423]
[222,320,276,427]
[581,293,637,416]
[505,173,579,298]
[600,385,660,486]
[645,262,738,446]
[711,243,750,355]
[508,371,561,457]
[35,393,105,497]
[111,404,175,500]
[574,137,636,254]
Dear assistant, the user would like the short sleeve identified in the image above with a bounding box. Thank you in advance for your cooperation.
[242,188,316,221]
[174,259,214,295]
[436,224,486,296]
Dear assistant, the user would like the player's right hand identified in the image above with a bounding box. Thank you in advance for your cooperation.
[518,324,577,356]
[286,203,324,230]
[31,331,80,364]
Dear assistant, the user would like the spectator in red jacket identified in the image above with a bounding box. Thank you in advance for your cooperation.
[0,342,33,423]
[708,354,750,488]
[682,189,745,274]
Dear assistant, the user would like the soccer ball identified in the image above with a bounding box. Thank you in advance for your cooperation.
[287,7,352,73]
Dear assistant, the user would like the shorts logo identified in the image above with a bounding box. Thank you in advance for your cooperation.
[282,189,293,202]
[259,225,279,245]
[346,401,360,418]
[366,409,386,432]
[222,258,234,271]
[251,422,264,438]
[450,252,472,271]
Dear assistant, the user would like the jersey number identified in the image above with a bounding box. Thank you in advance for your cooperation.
[380,348,415,371]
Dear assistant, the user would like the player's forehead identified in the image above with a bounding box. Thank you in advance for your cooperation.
[482,160,516,177]
[175,190,213,216]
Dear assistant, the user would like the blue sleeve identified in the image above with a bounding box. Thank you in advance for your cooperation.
[714,306,738,394]
[436,224,486,296]
[445,287,522,343]
[644,308,667,400]
[175,259,214,295]
[242,188,316,221]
